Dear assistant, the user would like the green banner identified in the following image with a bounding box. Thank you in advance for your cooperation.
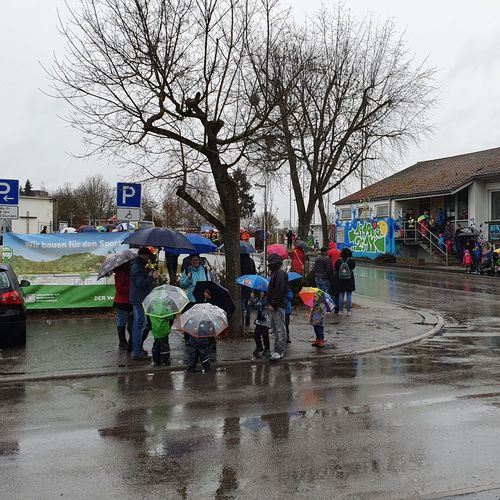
[23,284,116,310]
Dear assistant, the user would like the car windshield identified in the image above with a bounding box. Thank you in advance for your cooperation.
[0,270,11,291]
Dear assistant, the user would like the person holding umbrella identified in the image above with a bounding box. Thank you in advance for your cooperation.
[240,253,257,327]
[98,249,137,351]
[113,262,133,351]
[129,247,159,360]
[267,253,289,361]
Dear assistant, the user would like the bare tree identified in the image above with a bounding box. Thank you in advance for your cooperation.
[273,8,436,241]
[75,174,114,224]
[48,0,295,333]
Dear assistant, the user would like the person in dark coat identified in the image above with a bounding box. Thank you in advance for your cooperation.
[267,253,289,361]
[240,253,256,327]
[334,247,356,316]
[313,246,334,293]
[165,251,179,285]
[129,247,159,360]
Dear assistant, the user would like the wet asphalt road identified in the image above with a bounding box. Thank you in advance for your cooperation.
[2,266,500,499]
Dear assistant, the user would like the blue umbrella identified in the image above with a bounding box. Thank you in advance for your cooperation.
[123,228,195,253]
[287,272,303,281]
[185,234,217,254]
[200,225,216,233]
[219,241,256,254]
[236,274,269,291]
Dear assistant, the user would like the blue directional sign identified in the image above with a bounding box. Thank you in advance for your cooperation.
[117,183,141,208]
[0,179,19,205]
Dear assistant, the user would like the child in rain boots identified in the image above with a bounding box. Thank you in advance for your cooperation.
[185,321,214,372]
[310,292,326,348]
[250,291,271,358]
[149,315,174,366]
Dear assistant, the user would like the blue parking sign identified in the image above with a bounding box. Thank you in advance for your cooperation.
[117,183,141,208]
[0,179,19,205]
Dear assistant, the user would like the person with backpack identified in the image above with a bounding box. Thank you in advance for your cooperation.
[180,254,213,306]
[334,247,356,316]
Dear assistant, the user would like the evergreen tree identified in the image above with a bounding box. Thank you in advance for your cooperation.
[24,180,33,196]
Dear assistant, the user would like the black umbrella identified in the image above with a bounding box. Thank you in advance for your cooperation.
[193,281,236,319]
[123,228,196,253]
[97,250,136,279]
[456,227,480,237]
[294,239,311,251]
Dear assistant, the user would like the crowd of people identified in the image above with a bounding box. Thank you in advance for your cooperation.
[110,239,356,371]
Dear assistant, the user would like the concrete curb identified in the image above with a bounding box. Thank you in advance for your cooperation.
[0,310,445,385]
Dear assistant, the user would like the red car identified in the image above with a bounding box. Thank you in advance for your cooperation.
[0,263,30,347]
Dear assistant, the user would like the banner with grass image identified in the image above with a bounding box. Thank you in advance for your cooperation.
[2,233,129,309]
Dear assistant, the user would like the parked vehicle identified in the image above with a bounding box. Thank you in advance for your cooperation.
[0,263,30,347]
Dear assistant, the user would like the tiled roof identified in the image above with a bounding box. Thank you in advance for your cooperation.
[336,146,500,204]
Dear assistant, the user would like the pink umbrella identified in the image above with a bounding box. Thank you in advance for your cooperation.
[267,244,289,260]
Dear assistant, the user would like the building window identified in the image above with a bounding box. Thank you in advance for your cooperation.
[340,208,351,220]
[492,191,500,220]
[375,204,389,217]
[357,207,367,219]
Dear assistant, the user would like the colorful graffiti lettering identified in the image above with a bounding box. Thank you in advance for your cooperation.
[348,221,386,253]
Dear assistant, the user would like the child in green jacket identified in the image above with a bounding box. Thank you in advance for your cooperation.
[149,314,174,366]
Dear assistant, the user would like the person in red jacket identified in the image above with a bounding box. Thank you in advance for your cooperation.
[291,243,306,274]
[327,242,341,314]
[327,242,341,267]
[113,262,133,351]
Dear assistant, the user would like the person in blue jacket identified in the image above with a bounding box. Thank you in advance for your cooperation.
[180,254,212,305]
[471,243,482,274]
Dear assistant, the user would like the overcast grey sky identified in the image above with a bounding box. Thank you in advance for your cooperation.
[2,1,500,224]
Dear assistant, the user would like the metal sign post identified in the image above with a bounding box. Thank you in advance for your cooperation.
[0,179,19,220]
[116,182,142,221]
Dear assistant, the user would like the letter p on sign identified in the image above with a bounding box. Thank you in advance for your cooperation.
[116,183,141,208]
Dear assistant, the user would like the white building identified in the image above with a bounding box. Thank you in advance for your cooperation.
[8,196,56,234]
[334,146,500,262]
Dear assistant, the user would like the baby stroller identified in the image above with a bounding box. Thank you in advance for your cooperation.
[480,250,494,276]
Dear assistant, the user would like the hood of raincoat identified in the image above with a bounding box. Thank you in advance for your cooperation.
[328,242,337,250]
[267,253,283,271]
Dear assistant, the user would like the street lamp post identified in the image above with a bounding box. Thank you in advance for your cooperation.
[255,182,267,272]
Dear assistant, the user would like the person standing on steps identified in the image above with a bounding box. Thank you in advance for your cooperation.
[267,253,289,361]
[129,247,159,361]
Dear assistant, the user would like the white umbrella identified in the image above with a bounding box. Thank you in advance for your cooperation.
[142,285,190,318]
[59,227,77,233]
[180,303,228,338]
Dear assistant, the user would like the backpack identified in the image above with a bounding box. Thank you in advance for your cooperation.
[338,258,352,280]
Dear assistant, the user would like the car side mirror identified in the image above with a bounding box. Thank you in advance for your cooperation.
[19,280,31,287]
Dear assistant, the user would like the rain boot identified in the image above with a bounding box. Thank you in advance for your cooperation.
[126,314,133,352]
[141,327,149,355]
[117,326,128,350]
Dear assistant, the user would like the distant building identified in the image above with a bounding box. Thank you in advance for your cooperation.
[10,196,56,234]
[334,146,500,262]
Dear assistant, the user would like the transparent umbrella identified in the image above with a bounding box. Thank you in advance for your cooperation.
[142,285,190,318]
[180,303,228,338]
[97,250,137,279]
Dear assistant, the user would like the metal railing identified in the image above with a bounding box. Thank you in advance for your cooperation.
[399,221,449,265]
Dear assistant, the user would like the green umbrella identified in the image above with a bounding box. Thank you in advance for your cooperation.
[142,285,189,318]
[417,214,429,222]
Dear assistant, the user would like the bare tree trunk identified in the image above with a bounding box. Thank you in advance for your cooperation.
[297,200,316,241]
[318,195,329,246]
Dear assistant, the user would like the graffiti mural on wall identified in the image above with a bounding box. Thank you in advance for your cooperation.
[348,221,387,253]
[336,218,395,259]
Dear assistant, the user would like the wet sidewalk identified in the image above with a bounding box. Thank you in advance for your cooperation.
[0,295,442,381]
